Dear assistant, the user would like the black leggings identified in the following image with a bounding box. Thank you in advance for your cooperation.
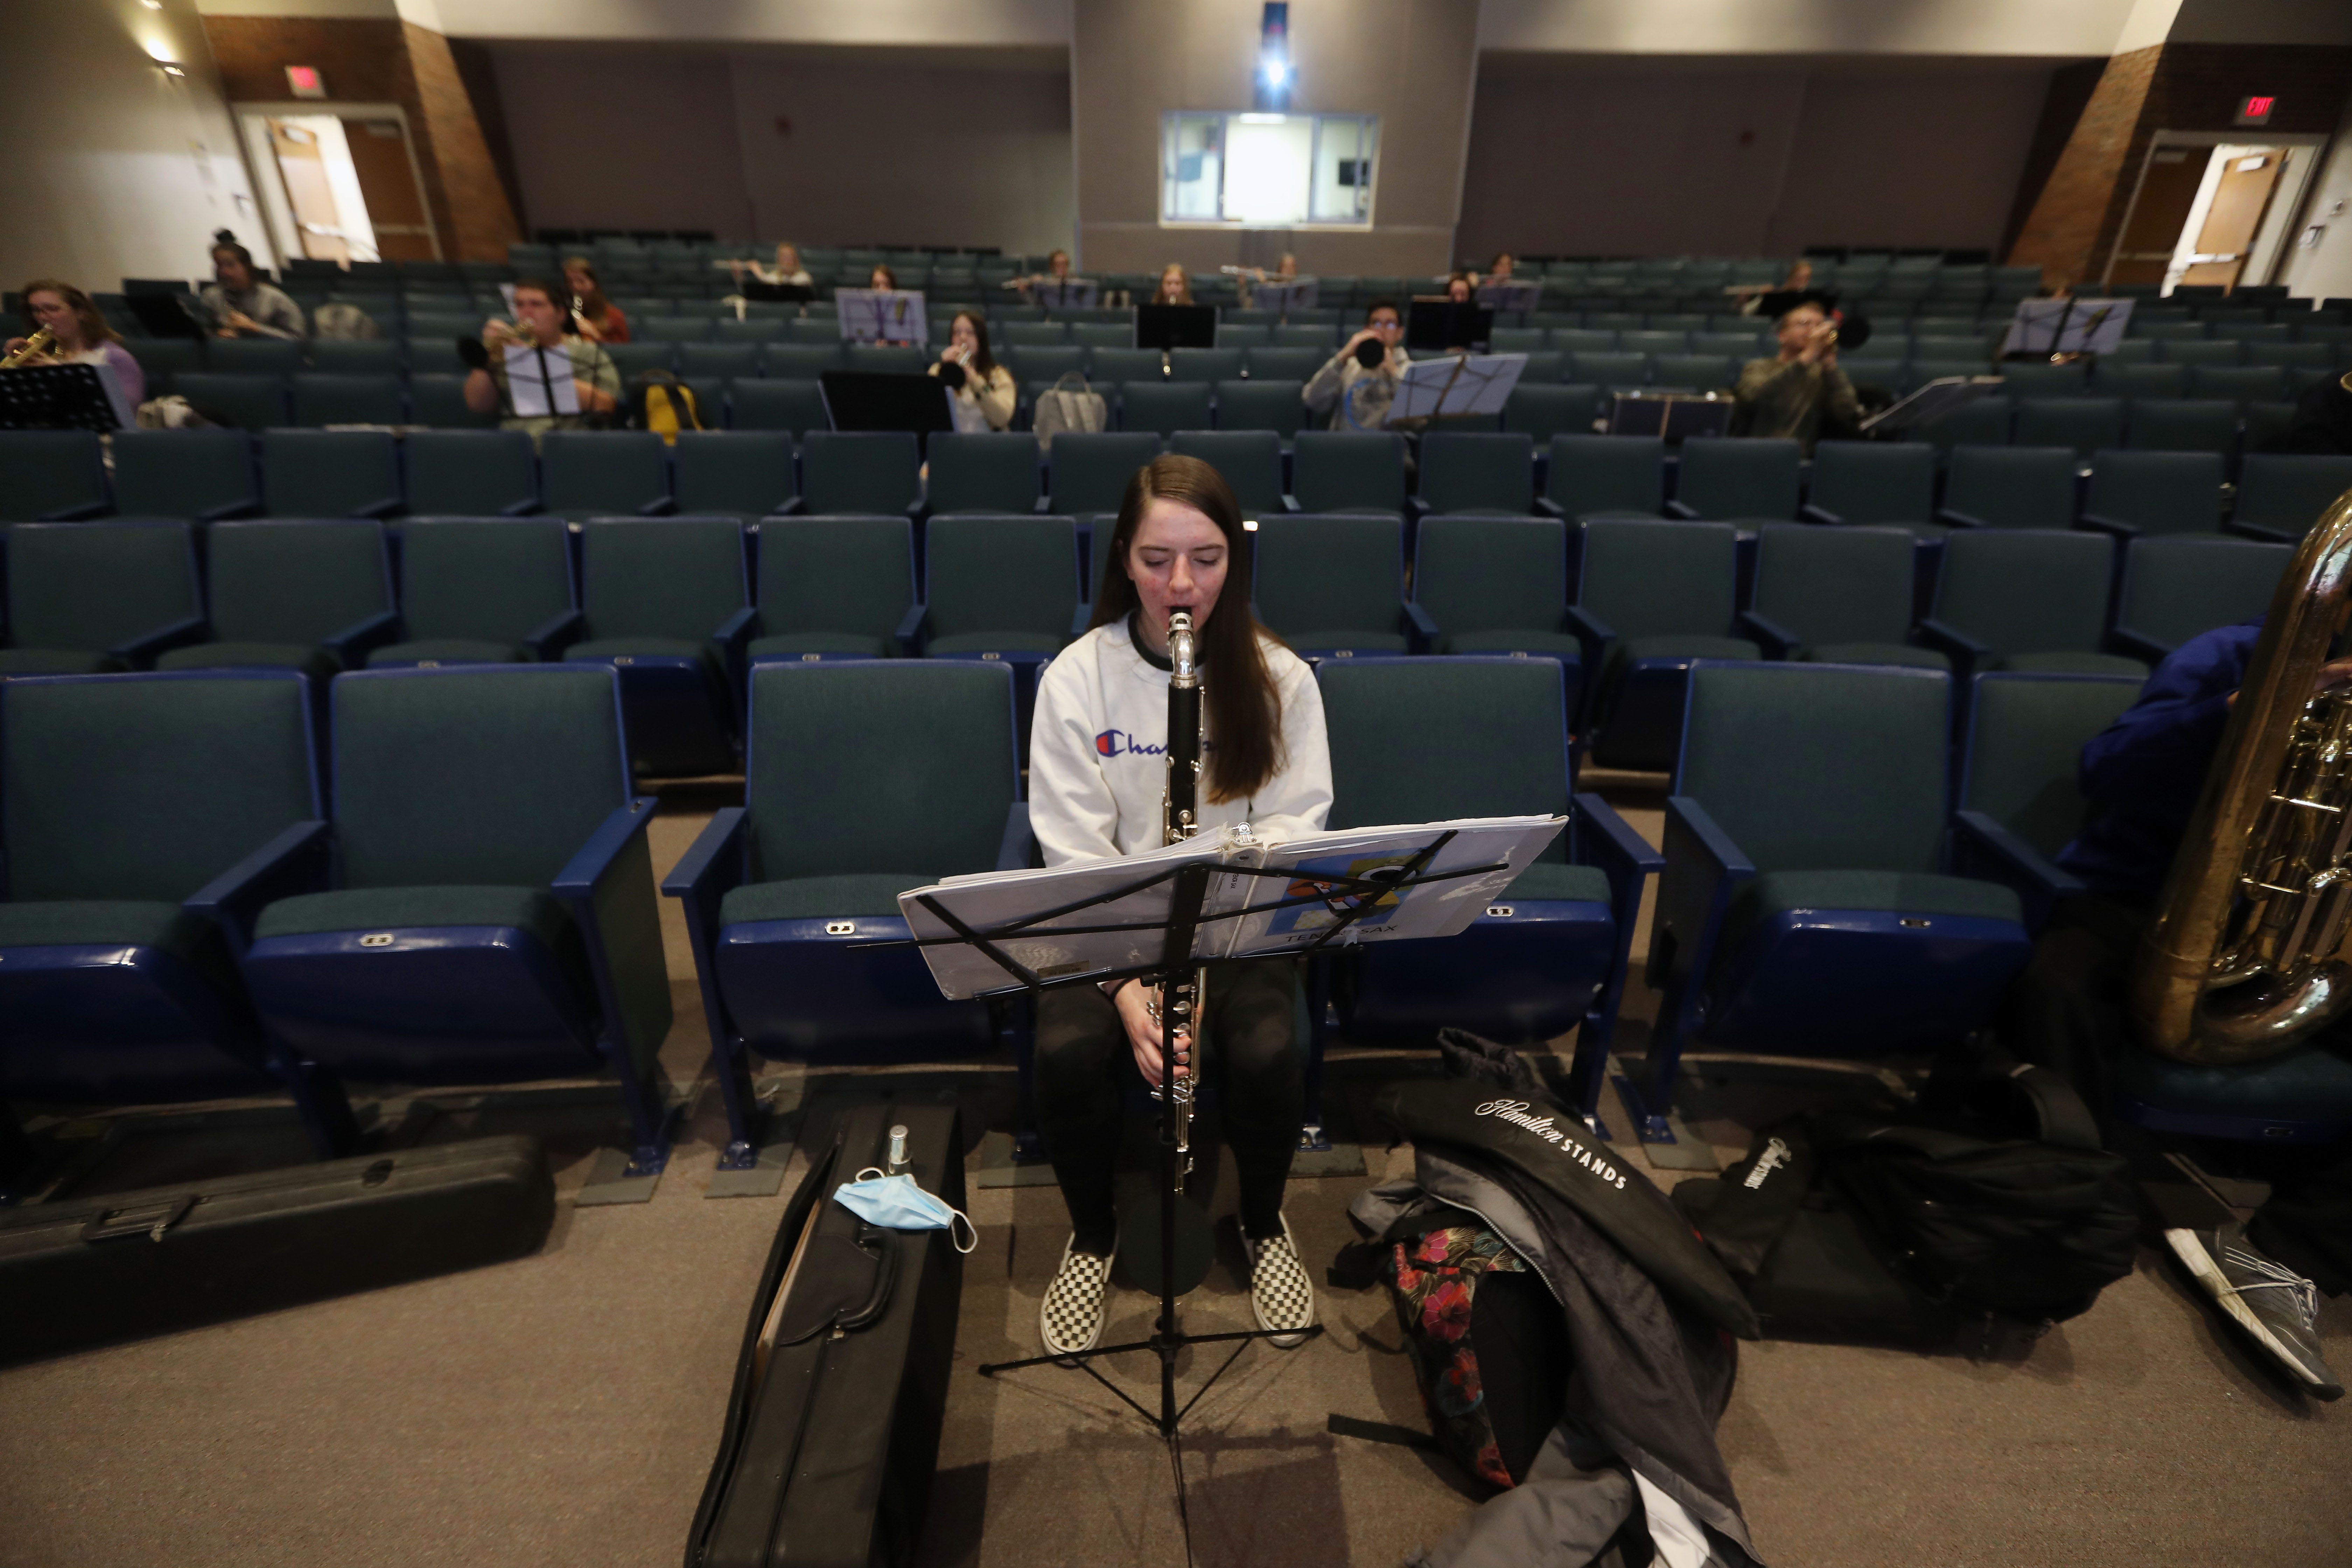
[1034,957,1304,1254]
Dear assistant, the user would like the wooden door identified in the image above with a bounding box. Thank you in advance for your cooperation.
[340,117,439,262]
[2180,150,2284,291]
[2108,148,2204,287]
[268,118,350,265]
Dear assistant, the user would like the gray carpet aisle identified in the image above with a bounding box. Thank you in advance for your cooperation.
[0,807,2345,1568]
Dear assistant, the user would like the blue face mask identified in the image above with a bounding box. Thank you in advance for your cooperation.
[834,1169,978,1253]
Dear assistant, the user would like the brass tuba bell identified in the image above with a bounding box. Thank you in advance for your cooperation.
[2129,484,2352,1063]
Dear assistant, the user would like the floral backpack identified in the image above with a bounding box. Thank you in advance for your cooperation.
[1383,1225,1566,1490]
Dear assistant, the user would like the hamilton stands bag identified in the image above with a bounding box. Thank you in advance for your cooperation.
[1676,1058,2140,1340]
[687,1101,965,1568]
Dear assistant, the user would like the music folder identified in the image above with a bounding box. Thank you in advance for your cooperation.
[1388,354,1527,423]
[897,816,1566,1001]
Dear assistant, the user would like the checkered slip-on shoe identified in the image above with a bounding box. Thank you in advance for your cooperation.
[1040,1235,1113,1362]
[1247,1215,1316,1349]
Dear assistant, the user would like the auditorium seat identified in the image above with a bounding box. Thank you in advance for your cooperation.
[2231,453,2352,541]
[0,522,204,676]
[154,518,394,687]
[801,429,920,516]
[1245,346,1325,382]
[2158,338,2243,366]
[640,314,713,342]
[204,338,304,377]
[0,670,334,1114]
[2107,535,2290,662]
[1047,431,1161,513]
[1072,322,1133,350]
[562,517,747,777]
[1653,354,1735,390]
[1624,661,2033,1140]
[540,430,673,520]
[1949,670,2144,930]
[1742,524,1943,669]
[126,337,202,395]
[1170,430,1287,516]
[288,372,401,427]
[664,660,1021,1161]
[1002,321,1069,346]
[1410,511,1581,674]
[1311,656,1655,1125]
[785,318,842,345]
[1120,380,1212,436]
[1293,430,1408,515]
[925,431,1041,515]
[2092,362,2187,400]
[728,378,828,436]
[1273,323,1334,349]
[2190,364,2290,406]
[846,344,926,375]
[2081,450,2227,537]
[906,513,1079,746]
[1998,362,2088,399]
[404,336,474,376]
[1569,518,1757,767]
[1091,346,1165,383]
[1918,395,2012,450]
[762,344,842,378]
[307,339,401,376]
[111,429,260,521]
[1938,446,2075,530]
[1571,351,1648,389]
[714,318,785,344]
[681,343,761,380]
[1416,432,1535,516]
[1008,344,1083,383]
[173,372,288,432]
[744,515,918,662]
[1542,434,1664,519]
[1802,440,1937,532]
[1252,513,1414,657]
[672,430,797,520]
[235,665,676,1176]
[1670,437,1800,521]
[2014,397,2124,459]
[1214,379,1307,437]
[1919,529,2142,678]
[1169,346,1243,383]
[0,429,110,520]
[1504,383,1602,443]
[368,518,578,667]
[402,429,537,515]
[259,429,401,519]
[405,373,495,430]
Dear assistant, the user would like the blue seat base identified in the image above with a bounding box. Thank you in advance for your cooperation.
[717,915,996,1063]
[243,925,603,1082]
[2112,1039,2352,1144]
[1337,898,1615,1044]
[1702,910,2033,1055]
[0,943,275,1100]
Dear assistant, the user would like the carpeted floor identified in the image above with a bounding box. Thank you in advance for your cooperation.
[0,802,2345,1568]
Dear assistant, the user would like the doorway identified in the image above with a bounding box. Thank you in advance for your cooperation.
[2106,139,2321,295]
[238,106,441,266]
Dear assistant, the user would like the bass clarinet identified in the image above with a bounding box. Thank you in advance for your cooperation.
[1156,609,1206,1193]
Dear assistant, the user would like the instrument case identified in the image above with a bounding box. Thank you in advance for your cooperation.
[0,1134,555,1365]
[687,1101,965,1568]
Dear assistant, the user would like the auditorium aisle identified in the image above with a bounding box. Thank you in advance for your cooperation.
[0,795,2344,1567]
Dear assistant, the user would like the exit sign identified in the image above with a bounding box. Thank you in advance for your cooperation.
[2236,95,2275,126]
[286,64,325,99]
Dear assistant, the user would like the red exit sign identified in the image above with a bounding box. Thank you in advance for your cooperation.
[2236,95,2275,126]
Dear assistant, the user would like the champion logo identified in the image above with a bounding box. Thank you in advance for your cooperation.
[1096,728,1164,758]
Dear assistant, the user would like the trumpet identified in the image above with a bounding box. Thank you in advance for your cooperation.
[1,327,57,370]
[1155,609,1206,1194]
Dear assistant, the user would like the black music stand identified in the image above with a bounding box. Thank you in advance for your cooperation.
[1406,298,1493,353]
[1136,303,1218,351]
[817,371,957,449]
[0,363,133,432]
[908,831,1508,1557]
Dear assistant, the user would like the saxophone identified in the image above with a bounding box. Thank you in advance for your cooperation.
[2129,483,2352,1064]
[1157,609,1206,1193]
[1,328,56,370]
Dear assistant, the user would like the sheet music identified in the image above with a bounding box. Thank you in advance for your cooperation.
[837,288,930,345]
[502,342,578,418]
[1389,354,1527,421]
[898,814,1565,999]
[2000,298,2133,358]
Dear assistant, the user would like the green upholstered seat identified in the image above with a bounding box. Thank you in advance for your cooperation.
[1809,642,1948,670]
[1293,431,1408,514]
[1616,634,1759,665]
[721,873,932,926]
[1998,650,2150,677]
[569,518,744,651]
[257,884,575,945]
[1254,514,1405,650]
[2115,1041,2352,1123]
[1548,436,1665,518]
[1749,524,1925,666]
[1960,673,2144,858]
[568,635,714,663]
[674,430,797,518]
[1504,860,1609,902]
[0,649,114,675]
[1806,441,1934,526]
[802,430,920,516]
[1419,433,1535,515]
[373,518,574,667]
[752,516,914,655]
[172,519,390,677]
[926,433,1042,515]
[1941,446,2074,529]
[159,641,340,681]
[2112,536,2289,655]
[924,630,1068,656]
[922,516,1078,652]
[0,898,221,961]
[1447,629,1586,656]
[2,522,199,665]
[1414,516,1571,650]
[1673,438,1800,520]
[1934,530,2121,668]
[539,431,671,520]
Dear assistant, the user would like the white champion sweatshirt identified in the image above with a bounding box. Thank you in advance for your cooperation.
[1029,615,1332,866]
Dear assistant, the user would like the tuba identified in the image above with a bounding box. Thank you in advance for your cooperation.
[2129,485,2352,1064]
[1155,610,1206,1191]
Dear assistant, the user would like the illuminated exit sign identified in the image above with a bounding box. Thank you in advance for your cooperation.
[286,65,326,99]
[2235,95,2275,126]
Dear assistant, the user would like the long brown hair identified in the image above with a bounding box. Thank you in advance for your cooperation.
[560,255,611,324]
[18,279,119,348]
[1151,264,1193,306]
[950,310,998,380]
[1090,455,1284,802]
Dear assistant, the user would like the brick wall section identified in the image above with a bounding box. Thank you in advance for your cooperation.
[200,15,519,262]
[2010,43,2352,285]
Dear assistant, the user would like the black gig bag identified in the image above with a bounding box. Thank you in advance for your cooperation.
[687,1102,965,1568]
[0,1135,555,1366]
